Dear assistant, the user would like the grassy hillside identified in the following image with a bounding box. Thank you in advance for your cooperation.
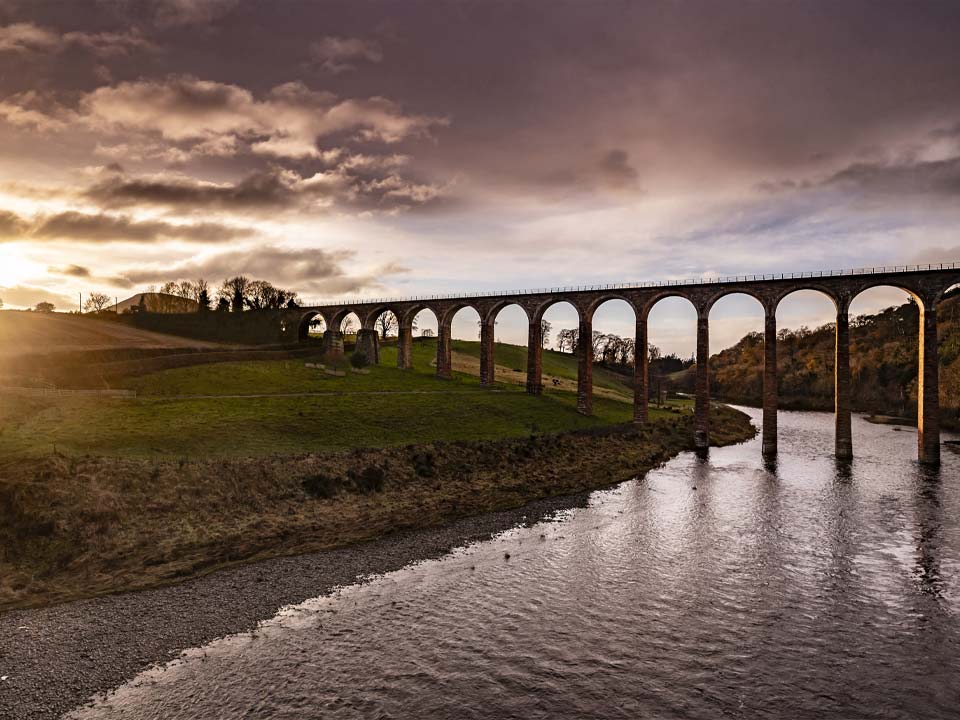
[450,339,633,396]
[0,338,686,459]
[709,294,960,424]
[0,310,227,359]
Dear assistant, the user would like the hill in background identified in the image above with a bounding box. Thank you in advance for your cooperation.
[708,293,960,425]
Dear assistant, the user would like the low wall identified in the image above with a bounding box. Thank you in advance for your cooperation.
[127,310,299,345]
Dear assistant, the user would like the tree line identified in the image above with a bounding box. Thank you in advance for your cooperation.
[80,276,302,314]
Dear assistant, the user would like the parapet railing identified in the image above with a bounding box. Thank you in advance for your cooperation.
[301,261,959,308]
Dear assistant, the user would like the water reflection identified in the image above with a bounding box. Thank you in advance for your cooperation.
[71,410,960,720]
[913,470,943,598]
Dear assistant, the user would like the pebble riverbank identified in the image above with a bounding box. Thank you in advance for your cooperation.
[0,489,599,720]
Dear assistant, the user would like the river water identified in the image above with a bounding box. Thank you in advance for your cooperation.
[71,409,960,719]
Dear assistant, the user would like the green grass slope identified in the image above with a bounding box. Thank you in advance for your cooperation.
[1,339,686,459]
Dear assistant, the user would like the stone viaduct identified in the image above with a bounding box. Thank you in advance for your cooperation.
[293,264,960,466]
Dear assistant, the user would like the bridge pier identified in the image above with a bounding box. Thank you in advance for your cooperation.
[762,308,778,457]
[527,320,543,394]
[918,301,940,466]
[437,324,453,379]
[694,313,710,452]
[320,329,344,357]
[634,315,648,423]
[355,329,380,364]
[479,321,495,386]
[577,317,593,415]
[397,325,414,369]
[835,308,853,461]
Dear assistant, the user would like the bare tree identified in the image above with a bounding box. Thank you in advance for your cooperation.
[421,328,435,337]
[540,319,552,348]
[220,276,250,313]
[556,328,578,353]
[341,315,357,334]
[376,311,398,339]
[84,291,111,313]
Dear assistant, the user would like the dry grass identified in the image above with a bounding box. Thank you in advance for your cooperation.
[0,406,755,610]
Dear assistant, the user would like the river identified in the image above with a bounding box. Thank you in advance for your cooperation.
[70,408,960,719]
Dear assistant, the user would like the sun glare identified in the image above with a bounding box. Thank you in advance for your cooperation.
[0,244,39,287]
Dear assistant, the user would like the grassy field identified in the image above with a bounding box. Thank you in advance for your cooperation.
[0,339,687,459]
[450,338,633,395]
[0,310,228,359]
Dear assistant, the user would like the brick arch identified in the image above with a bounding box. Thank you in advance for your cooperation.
[583,293,639,321]
[330,308,363,333]
[701,287,770,317]
[439,302,483,328]
[399,303,440,329]
[483,299,532,326]
[848,281,924,309]
[361,305,405,332]
[639,290,698,320]
[532,297,582,324]
[297,309,329,342]
[770,284,840,313]
[937,278,960,303]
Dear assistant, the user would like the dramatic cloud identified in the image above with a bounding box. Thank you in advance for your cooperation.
[0,209,254,243]
[1,0,960,341]
[824,156,960,199]
[0,209,29,238]
[309,36,383,74]
[83,167,444,214]
[108,245,407,295]
[47,263,91,277]
[151,0,240,28]
[6,76,448,161]
[0,22,151,56]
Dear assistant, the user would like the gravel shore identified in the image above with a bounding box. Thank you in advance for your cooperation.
[0,489,597,720]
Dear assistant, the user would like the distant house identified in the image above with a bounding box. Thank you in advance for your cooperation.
[116,292,200,314]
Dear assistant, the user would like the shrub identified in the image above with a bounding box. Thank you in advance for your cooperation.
[411,451,435,478]
[350,465,385,494]
[350,351,369,369]
[302,473,339,498]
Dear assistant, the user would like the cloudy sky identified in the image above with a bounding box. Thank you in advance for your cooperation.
[1,0,959,353]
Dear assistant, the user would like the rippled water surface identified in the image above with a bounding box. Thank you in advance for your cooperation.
[73,410,960,719]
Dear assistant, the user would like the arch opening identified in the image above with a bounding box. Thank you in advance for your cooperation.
[706,292,766,408]
[339,311,361,336]
[539,300,580,397]
[772,289,838,411]
[847,286,921,422]
[298,312,326,343]
[646,295,698,410]
[588,298,637,413]
[447,305,482,381]
[387,307,440,374]
[486,303,530,390]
